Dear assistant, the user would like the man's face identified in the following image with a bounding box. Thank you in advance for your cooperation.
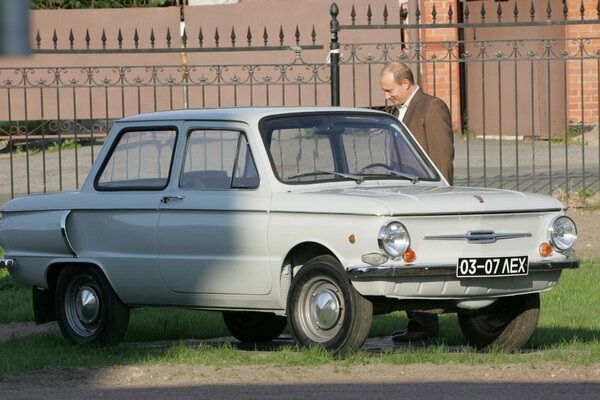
[379,72,411,105]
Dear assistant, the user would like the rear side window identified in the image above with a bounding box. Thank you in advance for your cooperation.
[180,129,259,190]
[96,129,177,190]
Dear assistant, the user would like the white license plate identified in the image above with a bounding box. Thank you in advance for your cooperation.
[457,256,529,278]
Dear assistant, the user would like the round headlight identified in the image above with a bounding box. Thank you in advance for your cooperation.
[378,222,410,258]
[548,216,577,252]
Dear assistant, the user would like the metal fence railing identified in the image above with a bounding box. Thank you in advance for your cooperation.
[1,1,599,204]
[328,0,600,195]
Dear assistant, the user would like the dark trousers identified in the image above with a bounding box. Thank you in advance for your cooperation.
[406,311,439,334]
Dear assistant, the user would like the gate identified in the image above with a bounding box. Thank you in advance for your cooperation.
[0,1,599,203]
[329,0,600,195]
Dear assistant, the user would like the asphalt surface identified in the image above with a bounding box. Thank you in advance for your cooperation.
[1,136,599,207]
[1,380,597,400]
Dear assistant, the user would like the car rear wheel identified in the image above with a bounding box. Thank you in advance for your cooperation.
[222,311,287,342]
[287,255,372,355]
[458,293,540,352]
[55,266,130,345]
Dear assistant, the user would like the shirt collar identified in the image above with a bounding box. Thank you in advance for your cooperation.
[396,85,419,117]
[403,85,419,109]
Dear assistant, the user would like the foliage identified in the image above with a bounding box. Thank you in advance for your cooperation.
[0,119,101,155]
[0,269,34,322]
[31,0,173,9]
[553,186,600,211]
[47,139,80,151]
[459,126,478,139]
[577,187,597,200]
[550,125,587,146]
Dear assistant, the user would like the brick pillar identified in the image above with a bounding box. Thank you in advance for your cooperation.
[566,0,600,130]
[417,0,461,132]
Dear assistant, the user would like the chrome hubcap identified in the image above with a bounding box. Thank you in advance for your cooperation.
[312,288,341,330]
[75,286,100,324]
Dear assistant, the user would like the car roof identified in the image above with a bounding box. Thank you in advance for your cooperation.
[118,107,387,123]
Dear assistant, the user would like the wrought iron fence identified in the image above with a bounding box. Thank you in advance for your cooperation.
[31,0,173,9]
[329,0,600,195]
[1,1,599,204]
[0,15,327,202]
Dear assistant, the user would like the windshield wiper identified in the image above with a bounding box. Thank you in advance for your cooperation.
[356,163,419,184]
[357,169,419,184]
[287,170,364,183]
[355,163,419,184]
[388,170,419,184]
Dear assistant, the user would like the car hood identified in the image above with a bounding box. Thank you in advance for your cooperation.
[270,184,564,216]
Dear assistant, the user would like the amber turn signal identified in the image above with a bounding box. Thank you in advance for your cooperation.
[403,247,416,263]
[348,234,356,244]
[539,242,553,257]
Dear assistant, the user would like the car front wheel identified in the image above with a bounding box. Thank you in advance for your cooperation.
[287,255,372,355]
[55,266,130,345]
[458,293,540,352]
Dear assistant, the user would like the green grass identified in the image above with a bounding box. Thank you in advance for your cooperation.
[0,261,598,376]
[0,270,33,323]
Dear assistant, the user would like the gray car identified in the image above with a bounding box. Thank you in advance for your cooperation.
[0,107,578,354]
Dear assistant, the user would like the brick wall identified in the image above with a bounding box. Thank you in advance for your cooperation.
[566,0,600,129]
[418,0,461,131]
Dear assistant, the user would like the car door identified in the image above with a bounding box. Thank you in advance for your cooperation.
[64,125,178,303]
[157,123,272,296]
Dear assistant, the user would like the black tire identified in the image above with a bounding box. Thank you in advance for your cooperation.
[458,293,540,353]
[287,255,372,355]
[55,265,130,345]
[222,312,287,343]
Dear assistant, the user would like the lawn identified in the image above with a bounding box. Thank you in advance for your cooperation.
[0,260,598,375]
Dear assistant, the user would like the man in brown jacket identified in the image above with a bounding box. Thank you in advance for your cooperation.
[380,62,454,185]
[379,62,454,341]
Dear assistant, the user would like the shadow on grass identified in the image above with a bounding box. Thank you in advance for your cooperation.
[530,327,600,346]
[0,320,598,377]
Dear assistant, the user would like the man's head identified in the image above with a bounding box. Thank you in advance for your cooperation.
[379,62,416,106]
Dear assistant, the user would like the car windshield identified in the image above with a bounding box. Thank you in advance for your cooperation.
[260,112,439,184]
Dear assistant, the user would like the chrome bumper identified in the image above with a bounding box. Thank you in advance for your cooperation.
[0,258,14,269]
[347,259,579,281]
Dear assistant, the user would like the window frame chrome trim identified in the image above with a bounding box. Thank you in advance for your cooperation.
[60,210,79,258]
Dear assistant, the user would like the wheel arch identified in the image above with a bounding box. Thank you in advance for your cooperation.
[48,262,100,290]
[46,261,125,303]
[34,261,122,327]
[282,241,338,275]
[53,261,131,345]
[278,241,339,309]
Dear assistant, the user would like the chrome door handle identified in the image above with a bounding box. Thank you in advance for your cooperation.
[161,195,185,204]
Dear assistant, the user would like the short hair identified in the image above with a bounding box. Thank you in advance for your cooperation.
[381,62,414,85]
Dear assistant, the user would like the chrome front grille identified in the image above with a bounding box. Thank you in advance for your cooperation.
[424,230,532,244]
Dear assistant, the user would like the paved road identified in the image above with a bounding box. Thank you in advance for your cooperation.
[1,137,599,207]
[1,380,598,400]
[454,137,600,193]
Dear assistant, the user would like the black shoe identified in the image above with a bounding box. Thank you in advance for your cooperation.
[391,329,434,342]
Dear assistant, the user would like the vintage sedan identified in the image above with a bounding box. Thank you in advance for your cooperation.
[0,107,578,354]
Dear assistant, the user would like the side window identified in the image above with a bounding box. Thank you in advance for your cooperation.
[181,130,259,190]
[96,129,176,190]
